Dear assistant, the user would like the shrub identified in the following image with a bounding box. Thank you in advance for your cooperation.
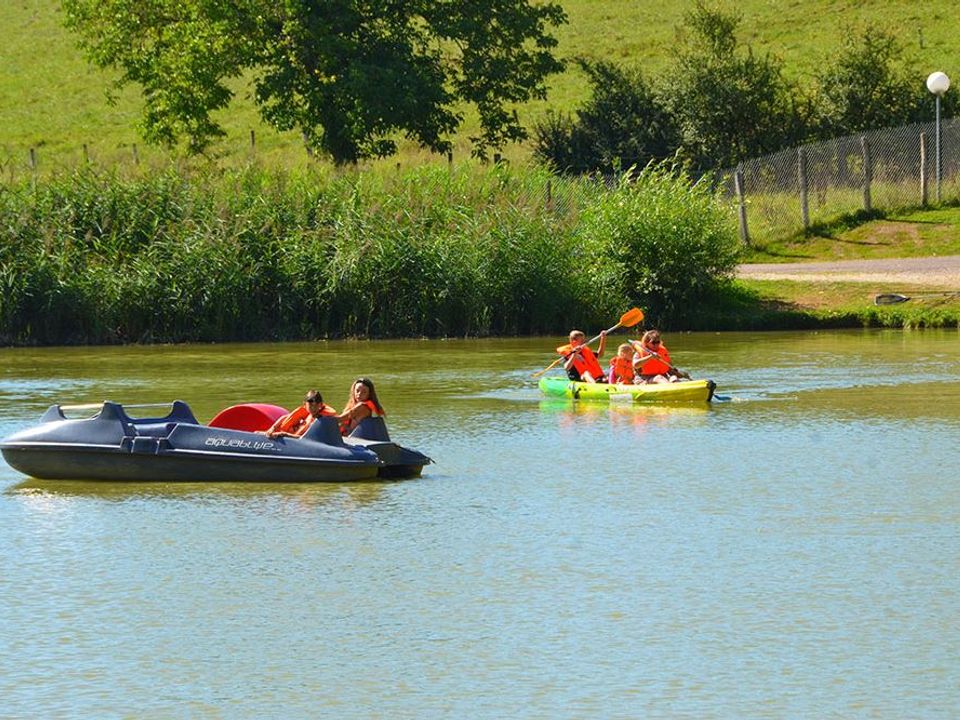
[576,164,742,327]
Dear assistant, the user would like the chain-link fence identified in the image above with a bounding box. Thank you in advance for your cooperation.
[718,118,960,245]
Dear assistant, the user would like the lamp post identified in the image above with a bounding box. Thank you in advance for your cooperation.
[926,71,950,202]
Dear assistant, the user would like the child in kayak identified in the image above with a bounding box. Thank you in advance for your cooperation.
[559,329,607,383]
[607,343,637,384]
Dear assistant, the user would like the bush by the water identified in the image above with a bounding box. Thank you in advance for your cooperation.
[0,163,740,345]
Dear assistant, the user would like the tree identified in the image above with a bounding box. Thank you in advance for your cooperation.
[533,59,679,174]
[61,0,566,164]
[659,1,810,170]
[814,25,925,136]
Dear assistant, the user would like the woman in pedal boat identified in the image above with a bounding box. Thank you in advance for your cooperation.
[337,377,386,436]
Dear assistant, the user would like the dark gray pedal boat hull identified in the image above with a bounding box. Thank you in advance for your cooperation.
[0,401,404,483]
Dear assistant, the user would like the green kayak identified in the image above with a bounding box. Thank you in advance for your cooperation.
[538,376,716,402]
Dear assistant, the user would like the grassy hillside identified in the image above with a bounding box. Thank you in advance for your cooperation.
[1,0,958,172]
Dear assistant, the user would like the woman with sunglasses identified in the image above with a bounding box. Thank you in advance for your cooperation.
[631,330,687,384]
[263,390,337,439]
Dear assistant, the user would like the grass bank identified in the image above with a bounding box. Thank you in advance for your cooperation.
[727,206,960,329]
[708,280,960,330]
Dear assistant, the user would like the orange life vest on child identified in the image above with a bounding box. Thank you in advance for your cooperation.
[608,356,636,384]
[267,403,335,437]
[635,344,672,376]
[557,343,605,381]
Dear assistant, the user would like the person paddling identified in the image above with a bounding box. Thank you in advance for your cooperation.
[632,330,689,384]
[558,329,607,383]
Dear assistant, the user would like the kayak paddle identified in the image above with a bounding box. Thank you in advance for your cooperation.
[532,307,644,378]
[629,339,692,380]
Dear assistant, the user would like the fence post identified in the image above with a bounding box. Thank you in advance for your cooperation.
[734,163,750,245]
[798,147,810,231]
[83,144,89,164]
[447,151,453,165]
[920,131,928,207]
[860,136,872,213]
[132,144,139,165]
[250,129,256,149]
[29,147,37,172]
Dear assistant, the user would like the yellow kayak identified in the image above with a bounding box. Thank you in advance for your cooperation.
[538,376,716,402]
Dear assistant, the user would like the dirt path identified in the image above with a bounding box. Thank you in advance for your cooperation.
[737,255,960,289]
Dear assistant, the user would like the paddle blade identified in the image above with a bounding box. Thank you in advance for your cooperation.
[874,293,910,305]
[619,307,644,328]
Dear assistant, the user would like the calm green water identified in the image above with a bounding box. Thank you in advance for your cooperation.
[2,330,959,718]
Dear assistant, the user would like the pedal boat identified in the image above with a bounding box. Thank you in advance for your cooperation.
[0,401,431,482]
[538,376,716,402]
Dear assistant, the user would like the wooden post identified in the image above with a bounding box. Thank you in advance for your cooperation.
[860,136,872,213]
[734,164,749,246]
[132,144,139,165]
[447,151,453,165]
[82,144,89,163]
[920,132,928,207]
[250,129,256,149]
[29,147,37,171]
[798,147,809,231]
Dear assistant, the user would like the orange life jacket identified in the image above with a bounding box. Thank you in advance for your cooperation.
[268,403,335,437]
[574,347,605,380]
[339,399,384,435]
[558,343,604,380]
[609,356,636,383]
[635,343,672,376]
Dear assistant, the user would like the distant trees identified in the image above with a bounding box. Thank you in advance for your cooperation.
[61,0,566,164]
[813,26,925,136]
[535,2,943,174]
[533,60,678,174]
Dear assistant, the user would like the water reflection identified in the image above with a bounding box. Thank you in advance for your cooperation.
[7,478,392,508]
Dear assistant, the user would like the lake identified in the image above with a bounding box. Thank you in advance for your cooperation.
[2,330,959,718]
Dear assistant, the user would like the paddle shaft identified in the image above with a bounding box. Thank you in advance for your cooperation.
[532,323,619,378]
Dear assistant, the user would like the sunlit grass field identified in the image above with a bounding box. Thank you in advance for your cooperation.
[2,0,957,174]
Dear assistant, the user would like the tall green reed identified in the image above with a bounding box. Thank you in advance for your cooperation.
[0,162,738,344]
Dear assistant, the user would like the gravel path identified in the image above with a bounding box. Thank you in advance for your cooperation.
[737,255,960,288]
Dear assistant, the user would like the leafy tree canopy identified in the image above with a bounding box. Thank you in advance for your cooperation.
[533,60,679,174]
[61,0,566,164]
[659,1,809,169]
[814,25,925,136]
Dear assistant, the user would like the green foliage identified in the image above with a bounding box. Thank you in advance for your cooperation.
[814,25,926,136]
[0,162,740,344]
[533,60,679,174]
[659,2,810,169]
[60,0,566,164]
[575,164,742,326]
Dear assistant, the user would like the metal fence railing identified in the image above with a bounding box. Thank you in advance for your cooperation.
[718,118,960,244]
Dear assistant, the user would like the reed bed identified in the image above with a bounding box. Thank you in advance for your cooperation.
[0,162,740,345]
